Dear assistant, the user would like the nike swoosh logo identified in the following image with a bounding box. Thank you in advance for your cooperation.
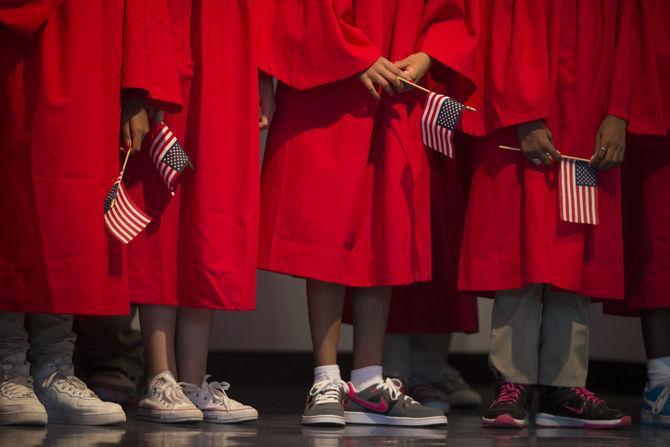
[346,390,389,413]
[563,405,585,415]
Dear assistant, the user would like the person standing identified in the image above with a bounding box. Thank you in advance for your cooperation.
[0,0,179,425]
[257,0,478,427]
[458,0,640,429]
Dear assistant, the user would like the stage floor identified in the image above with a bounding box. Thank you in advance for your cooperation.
[0,384,666,446]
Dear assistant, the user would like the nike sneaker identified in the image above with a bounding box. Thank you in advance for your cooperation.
[344,378,447,426]
[642,382,670,427]
[534,386,631,429]
[302,378,348,426]
[482,381,533,428]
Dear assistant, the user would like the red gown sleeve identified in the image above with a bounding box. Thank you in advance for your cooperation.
[607,0,642,122]
[122,0,182,113]
[461,0,551,136]
[0,0,64,36]
[256,0,381,89]
[417,0,478,99]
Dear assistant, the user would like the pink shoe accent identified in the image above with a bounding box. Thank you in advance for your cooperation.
[583,415,632,430]
[345,383,389,414]
[482,414,526,428]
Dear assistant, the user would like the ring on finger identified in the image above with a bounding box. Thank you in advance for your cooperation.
[531,158,542,166]
[599,146,608,153]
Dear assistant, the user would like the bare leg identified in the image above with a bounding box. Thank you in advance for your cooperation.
[307,279,345,367]
[351,286,392,369]
[176,307,214,384]
[641,309,670,359]
[139,304,177,384]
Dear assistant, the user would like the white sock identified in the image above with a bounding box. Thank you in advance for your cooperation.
[350,366,383,391]
[314,364,341,384]
[648,357,670,388]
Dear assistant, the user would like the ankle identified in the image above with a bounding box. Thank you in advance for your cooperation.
[350,365,383,391]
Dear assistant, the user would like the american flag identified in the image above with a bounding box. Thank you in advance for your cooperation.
[145,122,192,193]
[421,92,465,158]
[559,159,599,225]
[104,176,152,244]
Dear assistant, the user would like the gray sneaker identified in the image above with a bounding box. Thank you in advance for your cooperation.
[344,378,447,426]
[432,364,482,408]
[34,371,126,425]
[0,369,47,425]
[302,379,348,426]
[138,370,203,423]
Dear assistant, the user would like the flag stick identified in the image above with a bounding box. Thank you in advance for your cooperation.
[119,147,133,180]
[498,145,591,163]
[398,78,477,112]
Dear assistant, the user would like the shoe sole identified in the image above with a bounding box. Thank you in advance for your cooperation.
[535,412,632,429]
[344,411,447,427]
[641,409,670,427]
[0,411,48,426]
[482,414,527,428]
[301,414,346,427]
[203,409,259,424]
[46,411,126,425]
[137,407,203,424]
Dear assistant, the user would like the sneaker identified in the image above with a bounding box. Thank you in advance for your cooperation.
[344,378,447,426]
[182,375,258,424]
[34,371,126,425]
[0,370,47,425]
[534,386,631,429]
[642,382,670,427]
[302,378,348,426]
[138,370,203,423]
[432,364,482,408]
[88,369,139,406]
[407,382,450,412]
[481,381,533,428]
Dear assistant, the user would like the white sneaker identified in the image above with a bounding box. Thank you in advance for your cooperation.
[181,375,258,423]
[34,371,126,425]
[0,370,47,425]
[138,370,203,423]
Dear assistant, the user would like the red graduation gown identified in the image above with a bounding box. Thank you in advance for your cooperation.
[125,0,260,310]
[606,0,670,312]
[384,134,478,333]
[257,0,476,287]
[457,0,640,300]
[0,0,179,315]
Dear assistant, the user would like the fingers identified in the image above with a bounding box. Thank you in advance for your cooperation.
[590,133,606,168]
[543,140,562,163]
[371,71,395,96]
[121,121,132,151]
[129,112,149,153]
[259,114,269,130]
[361,75,381,100]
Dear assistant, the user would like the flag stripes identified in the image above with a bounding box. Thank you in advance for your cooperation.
[559,159,599,225]
[420,92,463,158]
[146,122,192,193]
[104,176,152,244]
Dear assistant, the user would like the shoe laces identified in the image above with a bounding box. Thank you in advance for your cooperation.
[650,384,670,415]
[375,378,412,402]
[309,379,347,405]
[152,378,187,406]
[182,375,233,410]
[43,372,97,399]
[0,373,34,399]
[570,387,604,405]
[492,382,525,406]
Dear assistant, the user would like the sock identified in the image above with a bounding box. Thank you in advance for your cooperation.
[647,357,670,388]
[350,366,383,391]
[314,364,341,384]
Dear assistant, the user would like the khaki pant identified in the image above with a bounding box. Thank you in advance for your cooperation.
[489,284,590,387]
[0,312,76,381]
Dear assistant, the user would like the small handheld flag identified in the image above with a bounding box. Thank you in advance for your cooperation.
[559,159,599,225]
[104,174,152,244]
[145,122,193,194]
[420,92,465,158]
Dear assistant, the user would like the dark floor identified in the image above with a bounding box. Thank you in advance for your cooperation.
[2,384,669,447]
